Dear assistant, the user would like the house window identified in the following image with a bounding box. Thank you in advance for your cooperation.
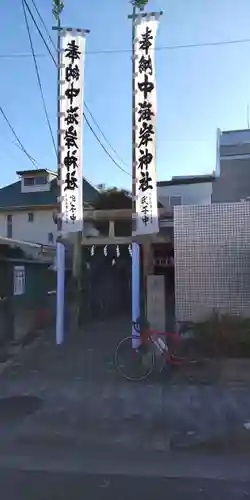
[48,232,54,244]
[23,176,47,186]
[162,195,182,208]
[28,212,34,222]
[170,195,182,206]
[6,214,12,238]
[24,177,35,186]
[35,176,47,185]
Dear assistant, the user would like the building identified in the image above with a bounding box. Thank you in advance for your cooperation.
[212,128,250,203]
[158,174,215,209]
[149,174,216,327]
[152,174,213,330]
[174,201,250,322]
[0,169,99,245]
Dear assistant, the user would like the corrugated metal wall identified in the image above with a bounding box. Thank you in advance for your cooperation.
[174,202,250,322]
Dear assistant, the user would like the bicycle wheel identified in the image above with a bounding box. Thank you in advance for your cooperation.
[170,338,203,367]
[115,336,155,381]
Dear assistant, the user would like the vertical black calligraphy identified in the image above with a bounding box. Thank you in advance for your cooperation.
[136,25,155,227]
[63,38,81,223]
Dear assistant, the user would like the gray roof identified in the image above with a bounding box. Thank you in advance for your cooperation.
[157,174,215,187]
[0,177,99,209]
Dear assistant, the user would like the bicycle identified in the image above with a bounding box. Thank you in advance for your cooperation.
[114,318,201,381]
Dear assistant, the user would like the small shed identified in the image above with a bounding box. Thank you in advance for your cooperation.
[0,239,56,346]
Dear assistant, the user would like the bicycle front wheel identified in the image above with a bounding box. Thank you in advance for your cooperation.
[115,336,155,381]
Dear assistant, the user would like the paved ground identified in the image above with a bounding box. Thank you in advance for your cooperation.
[0,442,250,498]
[1,470,250,500]
[1,317,250,452]
[0,317,250,497]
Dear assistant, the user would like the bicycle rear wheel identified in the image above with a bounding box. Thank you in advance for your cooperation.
[115,336,155,381]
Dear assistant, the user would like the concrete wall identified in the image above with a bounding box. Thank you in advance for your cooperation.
[174,202,250,322]
[213,129,250,203]
[158,182,213,208]
[0,210,98,245]
[212,158,250,203]
[0,210,56,245]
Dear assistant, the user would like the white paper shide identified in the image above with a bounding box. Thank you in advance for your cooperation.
[134,18,159,235]
[59,31,86,233]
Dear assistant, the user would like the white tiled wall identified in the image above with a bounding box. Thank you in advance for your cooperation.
[174,202,250,321]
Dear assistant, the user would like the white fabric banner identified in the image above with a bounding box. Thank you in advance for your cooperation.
[134,18,159,235]
[59,31,86,233]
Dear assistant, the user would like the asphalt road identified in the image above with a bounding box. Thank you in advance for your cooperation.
[0,471,250,499]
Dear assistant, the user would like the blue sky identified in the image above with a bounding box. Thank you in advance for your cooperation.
[1,0,250,191]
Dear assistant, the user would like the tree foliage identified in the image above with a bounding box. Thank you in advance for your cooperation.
[93,186,132,236]
[131,0,149,10]
[52,0,64,21]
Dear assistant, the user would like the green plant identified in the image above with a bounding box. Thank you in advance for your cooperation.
[131,0,149,10]
[52,0,64,21]
[192,312,250,358]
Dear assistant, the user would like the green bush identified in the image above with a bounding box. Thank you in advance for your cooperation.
[192,312,250,358]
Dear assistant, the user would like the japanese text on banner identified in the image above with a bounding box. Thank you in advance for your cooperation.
[59,32,85,233]
[134,19,159,235]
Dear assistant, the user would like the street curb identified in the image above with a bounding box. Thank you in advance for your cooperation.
[170,431,250,453]
[0,443,250,481]
[12,419,172,452]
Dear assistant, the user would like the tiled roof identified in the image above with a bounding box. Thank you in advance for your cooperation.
[0,177,99,209]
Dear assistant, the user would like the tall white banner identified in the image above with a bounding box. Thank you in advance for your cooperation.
[134,17,159,235]
[59,31,86,233]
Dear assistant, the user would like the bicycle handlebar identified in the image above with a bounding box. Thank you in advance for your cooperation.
[132,320,181,343]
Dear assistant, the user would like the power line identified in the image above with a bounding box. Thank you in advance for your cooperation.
[11,140,39,165]
[25,0,130,175]
[22,0,57,66]
[22,0,57,157]
[84,103,130,169]
[84,113,131,176]
[2,36,250,58]
[86,37,250,53]
[29,0,57,51]
[0,105,39,168]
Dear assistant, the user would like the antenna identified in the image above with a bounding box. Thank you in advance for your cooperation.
[247,104,250,129]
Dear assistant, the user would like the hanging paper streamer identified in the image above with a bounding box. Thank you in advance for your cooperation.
[88,244,133,258]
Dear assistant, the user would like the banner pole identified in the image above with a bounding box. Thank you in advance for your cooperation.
[55,18,65,345]
[131,5,141,347]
